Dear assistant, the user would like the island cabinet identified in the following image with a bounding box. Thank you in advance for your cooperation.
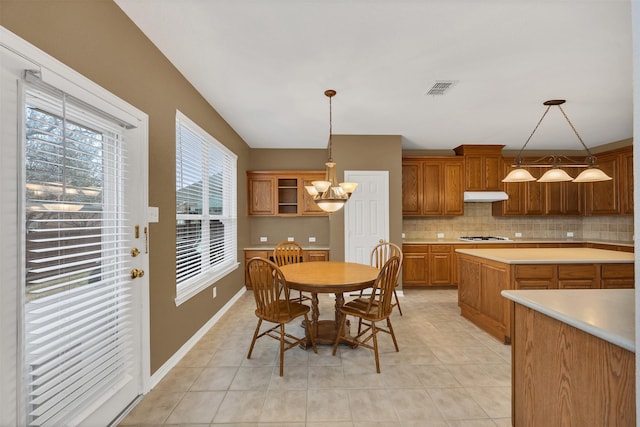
[247,170,327,216]
[402,157,464,216]
[243,248,329,288]
[505,290,635,427]
[456,248,635,343]
[453,144,504,191]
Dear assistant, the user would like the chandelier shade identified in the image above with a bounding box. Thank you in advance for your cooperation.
[305,90,357,213]
[503,100,612,183]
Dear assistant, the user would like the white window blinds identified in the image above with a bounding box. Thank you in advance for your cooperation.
[23,80,134,427]
[175,111,237,305]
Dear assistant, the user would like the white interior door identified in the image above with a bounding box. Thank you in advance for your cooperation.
[344,170,389,264]
[1,29,149,427]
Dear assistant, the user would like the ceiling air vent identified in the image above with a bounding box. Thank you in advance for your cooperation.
[425,80,458,96]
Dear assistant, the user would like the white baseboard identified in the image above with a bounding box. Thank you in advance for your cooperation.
[149,287,246,389]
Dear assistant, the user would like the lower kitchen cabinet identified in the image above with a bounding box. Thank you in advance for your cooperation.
[403,244,457,287]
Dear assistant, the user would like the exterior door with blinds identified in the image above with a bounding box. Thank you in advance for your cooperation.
[1,30,148,427]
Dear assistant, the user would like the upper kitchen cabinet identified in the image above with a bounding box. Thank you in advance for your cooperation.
[247,170,328,216]
[620,146,634,215]
[453,145,504,191]
[494,145,632,217]
[493,157,547,216]
[584,150,620,215]
[402,157,464,216]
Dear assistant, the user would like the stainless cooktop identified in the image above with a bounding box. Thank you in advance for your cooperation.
[458,236,511,242]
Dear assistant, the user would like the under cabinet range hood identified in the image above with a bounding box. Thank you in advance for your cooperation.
[463,191,509,202]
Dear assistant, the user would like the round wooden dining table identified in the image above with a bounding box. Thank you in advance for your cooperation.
[279,261,379,346]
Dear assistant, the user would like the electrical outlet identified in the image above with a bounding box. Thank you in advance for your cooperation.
[402,233,406,239]
[515,232,522,238]
[287,237,294,242]
[259,236,267,242]
[212,287,217,299]
[567,232,574,238]
[437,233,445,239]
[309,237,316,243]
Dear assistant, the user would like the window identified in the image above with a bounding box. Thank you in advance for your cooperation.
[175,110,237,304]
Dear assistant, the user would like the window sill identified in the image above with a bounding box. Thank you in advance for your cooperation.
[174,262,240,306]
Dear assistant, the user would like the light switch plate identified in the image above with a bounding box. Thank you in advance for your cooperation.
[147,206,159,223]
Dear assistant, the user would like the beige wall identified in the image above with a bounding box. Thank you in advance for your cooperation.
[330,135,404,260]
[1,0,251,373]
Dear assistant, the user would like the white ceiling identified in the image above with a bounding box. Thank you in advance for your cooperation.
[114,0,633,152]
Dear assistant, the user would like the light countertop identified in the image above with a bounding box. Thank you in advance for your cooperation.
[455,247,635,264]
[501,289,635,352]
[402,238,633,247]
[244,245,330,251]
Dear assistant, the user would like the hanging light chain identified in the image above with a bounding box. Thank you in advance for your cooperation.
[515,105,552,163]
[557,104,594,156]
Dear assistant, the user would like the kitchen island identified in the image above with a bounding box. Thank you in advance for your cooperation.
[455,248,634,343]
[502,289,635,426]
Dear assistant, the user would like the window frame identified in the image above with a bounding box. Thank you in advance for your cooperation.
[175,110,238,305]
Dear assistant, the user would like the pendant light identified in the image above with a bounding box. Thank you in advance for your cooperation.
[503,100,612,183]
[305,89,357,213]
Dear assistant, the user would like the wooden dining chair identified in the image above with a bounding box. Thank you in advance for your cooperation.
[272,240,310,303]
[246,257,317,376]
[332,256,401,373]
[356,241,404,315]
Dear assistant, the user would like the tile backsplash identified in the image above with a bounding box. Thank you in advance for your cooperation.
[403,203,633,242]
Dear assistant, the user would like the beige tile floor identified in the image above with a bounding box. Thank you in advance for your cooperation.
[119,289,512,426]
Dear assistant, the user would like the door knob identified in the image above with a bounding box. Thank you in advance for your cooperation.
[131,268,145,279]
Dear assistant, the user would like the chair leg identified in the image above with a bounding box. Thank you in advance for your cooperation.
[387,317,399,352]
[393,288,403,316]
[247,318,262,359]
[279,323,285,376]
[332,312,347,356]
[371,321,380,373]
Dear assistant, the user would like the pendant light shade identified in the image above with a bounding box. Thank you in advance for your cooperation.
[504,100,612,184]
[537,168,574,183]
[572,167,613,183]
[502,168,536,183]
[305,90,357,213]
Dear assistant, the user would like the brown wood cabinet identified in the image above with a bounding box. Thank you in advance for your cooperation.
[243,248,329,288]
[511,302,635,426]
[247,170,327,216]
[458,251,634,343]
[620,146,634,214]
[403,242,597,287]
[402,157,464,216]
[401,245,429,286]
[453,144,504,191]
[494,146,633,217]
[584,150,620,215]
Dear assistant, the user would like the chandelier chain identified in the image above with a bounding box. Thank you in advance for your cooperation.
[515,105,551,162]
[558,105,593,156]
